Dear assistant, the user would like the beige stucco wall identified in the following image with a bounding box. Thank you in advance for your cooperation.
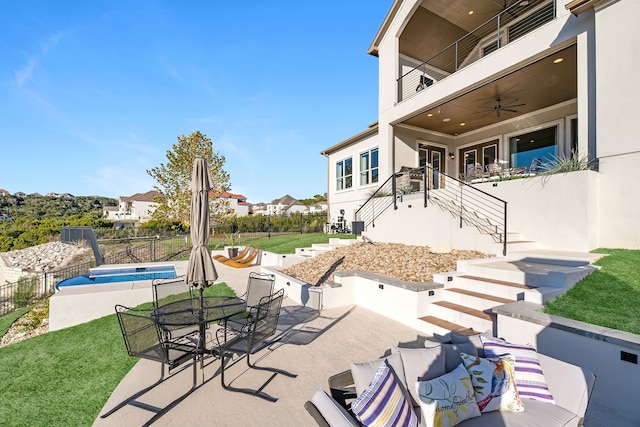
[495,302,640,421]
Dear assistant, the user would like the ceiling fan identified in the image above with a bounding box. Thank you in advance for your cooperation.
[478,97,526,117]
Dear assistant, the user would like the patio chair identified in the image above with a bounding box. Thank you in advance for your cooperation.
[223,247,261,268]
[224,272,275,332]
[486,162,502,177]
[152,276,199,340]
[100,305,199,426]
[213,245,251,263]
[213,289,296,402]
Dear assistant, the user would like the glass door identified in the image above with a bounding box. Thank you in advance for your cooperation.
[419,143,446,189]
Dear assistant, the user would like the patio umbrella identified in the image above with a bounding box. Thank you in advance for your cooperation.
[185,157,218,352]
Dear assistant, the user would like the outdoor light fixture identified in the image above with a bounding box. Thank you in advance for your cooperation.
[449,152,455,160]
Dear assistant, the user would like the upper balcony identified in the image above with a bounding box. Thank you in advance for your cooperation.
[397,0,557,103]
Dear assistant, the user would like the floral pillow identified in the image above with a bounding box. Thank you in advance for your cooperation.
[481,336,556,404]
[460,352,524,413]
[415,363,481,427]
[351,360,418,427]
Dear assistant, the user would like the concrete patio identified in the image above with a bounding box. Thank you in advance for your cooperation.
[94,260,637,426]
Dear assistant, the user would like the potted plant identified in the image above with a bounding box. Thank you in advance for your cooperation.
[224,232,240,258]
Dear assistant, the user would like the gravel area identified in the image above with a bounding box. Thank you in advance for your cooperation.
[281,242,493,285]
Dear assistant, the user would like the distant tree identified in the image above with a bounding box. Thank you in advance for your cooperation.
[147,131,230,226]
[299,194,327,206]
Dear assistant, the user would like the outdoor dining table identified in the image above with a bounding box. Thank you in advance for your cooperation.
[152,295,246,358]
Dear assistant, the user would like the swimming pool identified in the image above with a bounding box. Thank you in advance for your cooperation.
[55,265,177,290]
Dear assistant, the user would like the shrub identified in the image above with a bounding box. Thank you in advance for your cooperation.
[13,276,38,308]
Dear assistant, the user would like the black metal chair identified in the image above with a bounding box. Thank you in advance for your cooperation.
[152,276,199,340]
[225,272,275,332]
[213,289,296,401]
[100,305,199,426]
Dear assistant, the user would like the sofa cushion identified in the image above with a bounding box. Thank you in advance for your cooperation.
[351,352,408,398]
[423,342,478,373]
[481,336,556,405]
[351,360,418,427]
[450,330,492,358]
[390,346,446,406]
[456,399,578,427]
[415,363,481,427]
[460,352,524,413]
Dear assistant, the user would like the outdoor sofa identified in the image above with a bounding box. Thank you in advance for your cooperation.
[305,332,596,427]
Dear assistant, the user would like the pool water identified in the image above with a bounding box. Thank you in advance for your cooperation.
[55,265,177,290]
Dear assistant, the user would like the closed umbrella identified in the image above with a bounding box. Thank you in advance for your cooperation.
[185,157,218,354]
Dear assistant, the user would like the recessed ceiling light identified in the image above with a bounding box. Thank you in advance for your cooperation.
[443,118,451,122]
[553,57,564,64]
[427,113,433,117]
[460,122,466,126]
[468,10,474,15]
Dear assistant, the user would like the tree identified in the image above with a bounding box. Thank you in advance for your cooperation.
[147,131,230,226]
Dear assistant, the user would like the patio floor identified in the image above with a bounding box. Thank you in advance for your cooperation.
[94,261,636,426]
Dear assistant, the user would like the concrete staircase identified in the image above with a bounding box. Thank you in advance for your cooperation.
[294,238,356,258]
[420,251,602,340]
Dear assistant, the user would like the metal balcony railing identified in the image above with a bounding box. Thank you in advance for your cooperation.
[354,165,508,255]
[398,0,555,102]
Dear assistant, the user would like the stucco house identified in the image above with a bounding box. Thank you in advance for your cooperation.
[104,190,160,222]
[214,191,250,217]
[322,0,639,254]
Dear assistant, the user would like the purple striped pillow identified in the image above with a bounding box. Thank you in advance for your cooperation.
[480,336,556,405]
[352,360,418,427]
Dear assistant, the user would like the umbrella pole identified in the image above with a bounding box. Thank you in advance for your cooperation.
[199,287,205,368]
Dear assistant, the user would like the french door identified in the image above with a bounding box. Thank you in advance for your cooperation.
[419,143,446,189]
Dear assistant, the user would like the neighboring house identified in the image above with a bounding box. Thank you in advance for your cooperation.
[268,194,307,217]
[309,201,328,214]
[214,191,250,217]
[0,189,9,196]
[250,203,268,216]
[104,190,161,222]
[322,0,640,253]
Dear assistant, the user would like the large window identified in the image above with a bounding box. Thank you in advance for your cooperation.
[509,126,557,170]
[359,148,379,186]
[336,157,353,191]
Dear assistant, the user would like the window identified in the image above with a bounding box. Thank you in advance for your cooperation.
[509,126,557,170]
[336,157,352,191]
[359,148,379,186]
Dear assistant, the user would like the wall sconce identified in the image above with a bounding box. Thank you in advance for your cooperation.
[448,152,455,160]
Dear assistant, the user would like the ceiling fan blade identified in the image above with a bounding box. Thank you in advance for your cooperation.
[500,108,518,113]
[503,103,526,108]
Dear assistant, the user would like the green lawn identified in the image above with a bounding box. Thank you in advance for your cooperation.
[543,249,640,334]
[0,283,235,427]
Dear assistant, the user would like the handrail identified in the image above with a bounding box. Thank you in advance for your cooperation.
[354,165,508,256]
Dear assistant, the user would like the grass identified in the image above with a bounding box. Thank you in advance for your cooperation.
[543,249,640,334]
[0,283,235,427]
[194,232,356,261]
[0,306,33,337]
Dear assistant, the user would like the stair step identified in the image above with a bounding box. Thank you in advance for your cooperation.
[458,275,531,290]
[446,288,514,305]
[418,316,476,335]
[432,301,493,321]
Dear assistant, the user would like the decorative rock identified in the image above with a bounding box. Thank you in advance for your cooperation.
[1,241,90,272]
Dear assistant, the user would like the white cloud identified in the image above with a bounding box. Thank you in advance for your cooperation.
[15,58,37,87]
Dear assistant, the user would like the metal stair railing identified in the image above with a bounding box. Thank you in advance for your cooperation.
[354,165,508,256]
[354,173,398,229]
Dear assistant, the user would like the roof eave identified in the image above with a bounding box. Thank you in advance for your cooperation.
[367,0,403,56]
[320,123,379,156]
[565,0,596,15]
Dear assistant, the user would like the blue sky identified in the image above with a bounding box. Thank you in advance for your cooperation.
[1,1,390,203]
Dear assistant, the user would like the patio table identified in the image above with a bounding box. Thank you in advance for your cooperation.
[153,295,246,357]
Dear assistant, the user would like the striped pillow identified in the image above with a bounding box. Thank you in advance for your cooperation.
[481,336,556,404]
[351,360,418,427]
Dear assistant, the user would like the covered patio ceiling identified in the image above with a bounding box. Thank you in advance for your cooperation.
[401,44,577,136]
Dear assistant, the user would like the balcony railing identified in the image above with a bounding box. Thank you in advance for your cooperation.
[397,0,556,102]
